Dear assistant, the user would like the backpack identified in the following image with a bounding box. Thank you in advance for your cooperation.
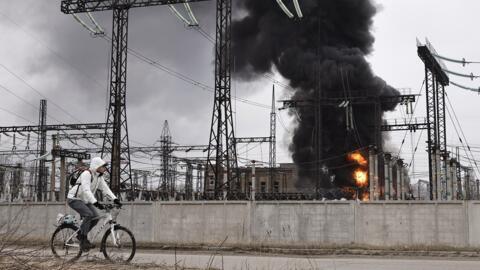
[68,168,92,197]
[68,168,89,187]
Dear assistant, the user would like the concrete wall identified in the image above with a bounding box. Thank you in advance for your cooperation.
[1,201,480,248]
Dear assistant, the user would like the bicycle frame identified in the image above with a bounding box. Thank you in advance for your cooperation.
[64,207,120,248]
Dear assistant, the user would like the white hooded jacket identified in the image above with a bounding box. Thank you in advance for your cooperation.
[67,157,117,204]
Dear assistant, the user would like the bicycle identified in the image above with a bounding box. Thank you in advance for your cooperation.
[50,203,136,262]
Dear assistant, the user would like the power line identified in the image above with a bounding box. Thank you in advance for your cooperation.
[277,111,292,134]
[0,63,82,124]
[395,80,425,159]
[0,11,106,90]
[443,69,479,80]
[433,53,480,66]
[0,11,152,148]
[0,82,40,113]
[0,68,105,149]
[450,81,480,93]
[166,12,297,96]
[406,129,425,172]
[445,93,480,178]
[100,35,271,110]
[0,106,36,125]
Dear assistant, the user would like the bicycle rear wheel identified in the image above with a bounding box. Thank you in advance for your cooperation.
[50,224,82,261]
[101,225,136,262]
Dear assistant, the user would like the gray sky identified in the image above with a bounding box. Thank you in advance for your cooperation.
[0,0,479,182]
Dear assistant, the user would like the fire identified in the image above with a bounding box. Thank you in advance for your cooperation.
[361,191,370,202]
[346,151,369,200]
[348,152,367,166]
[354,169,368,188]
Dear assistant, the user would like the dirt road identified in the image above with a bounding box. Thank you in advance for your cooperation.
[128,249,480,270]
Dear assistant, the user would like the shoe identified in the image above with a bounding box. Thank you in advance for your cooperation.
[80,237,96,252]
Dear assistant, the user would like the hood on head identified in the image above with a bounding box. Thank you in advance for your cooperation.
[89,157,107,171]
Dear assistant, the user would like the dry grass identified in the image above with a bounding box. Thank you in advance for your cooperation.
[0,255,204,270]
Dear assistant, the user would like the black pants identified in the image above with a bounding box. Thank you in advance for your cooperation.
[68,199,99,237]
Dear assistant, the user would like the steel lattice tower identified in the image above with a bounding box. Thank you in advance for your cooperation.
[61,0,210,196]
[160,120,173,198]
[206,0,239,199]
[101,7,132,196]
[418,41,449,200]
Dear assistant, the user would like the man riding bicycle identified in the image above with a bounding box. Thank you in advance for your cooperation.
[67,157,122,252]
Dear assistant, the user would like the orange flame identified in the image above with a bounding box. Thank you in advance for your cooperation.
[354,169,368,188]
[361,191,370,202]
[348,152,367,166]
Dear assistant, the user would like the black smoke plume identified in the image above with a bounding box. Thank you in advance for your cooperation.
[232,0,399,195]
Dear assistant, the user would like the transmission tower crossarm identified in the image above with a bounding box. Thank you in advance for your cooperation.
[280,94,418,109]
[56,132,106,140]
[51,148,90,160]
[61,0,211,14]
[381,123,429,132]
[63,145,208,154]
[235,137,272,144]
[418,45,449,86]
[0,123,109,133]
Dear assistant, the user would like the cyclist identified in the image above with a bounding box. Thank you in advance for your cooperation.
[67,157,122,251]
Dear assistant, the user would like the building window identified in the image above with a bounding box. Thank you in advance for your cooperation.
[274,181,280,193]
[260,182,266,193]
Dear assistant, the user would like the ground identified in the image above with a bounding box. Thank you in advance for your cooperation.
[3,248,480,270]
[132,249,480,270]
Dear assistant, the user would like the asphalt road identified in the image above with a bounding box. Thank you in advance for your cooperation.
[129,250,480,270]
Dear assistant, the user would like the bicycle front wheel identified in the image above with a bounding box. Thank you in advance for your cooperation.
[50,224,82,262]
[101,225,136,262]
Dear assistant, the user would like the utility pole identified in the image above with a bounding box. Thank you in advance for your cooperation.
[61,0,210,196]
[185,162,193,200]
[251,160,256,201]
[196,164,203,196]
[269,86,276,192]
[37,99,47,201]
[50,135,59,201]
[206,0,239,200]
[60,156,67,202]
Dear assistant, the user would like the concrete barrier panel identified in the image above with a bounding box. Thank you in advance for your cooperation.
[325,202,355,245]
[223,202,249,244]
[436,203,466,247]
[178,203,206,244]
[0,201,477,249]
[383,203,411,246]
[356,203,386,246]
[122,203,154,243]
[410,203,437,246]
[277,203,302,244]
[153,203,184,243]
[251,203,278,244]
[468,202,480,247]
[15,204,48,239]
[297,203,327,244]
[202,203,234,245]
